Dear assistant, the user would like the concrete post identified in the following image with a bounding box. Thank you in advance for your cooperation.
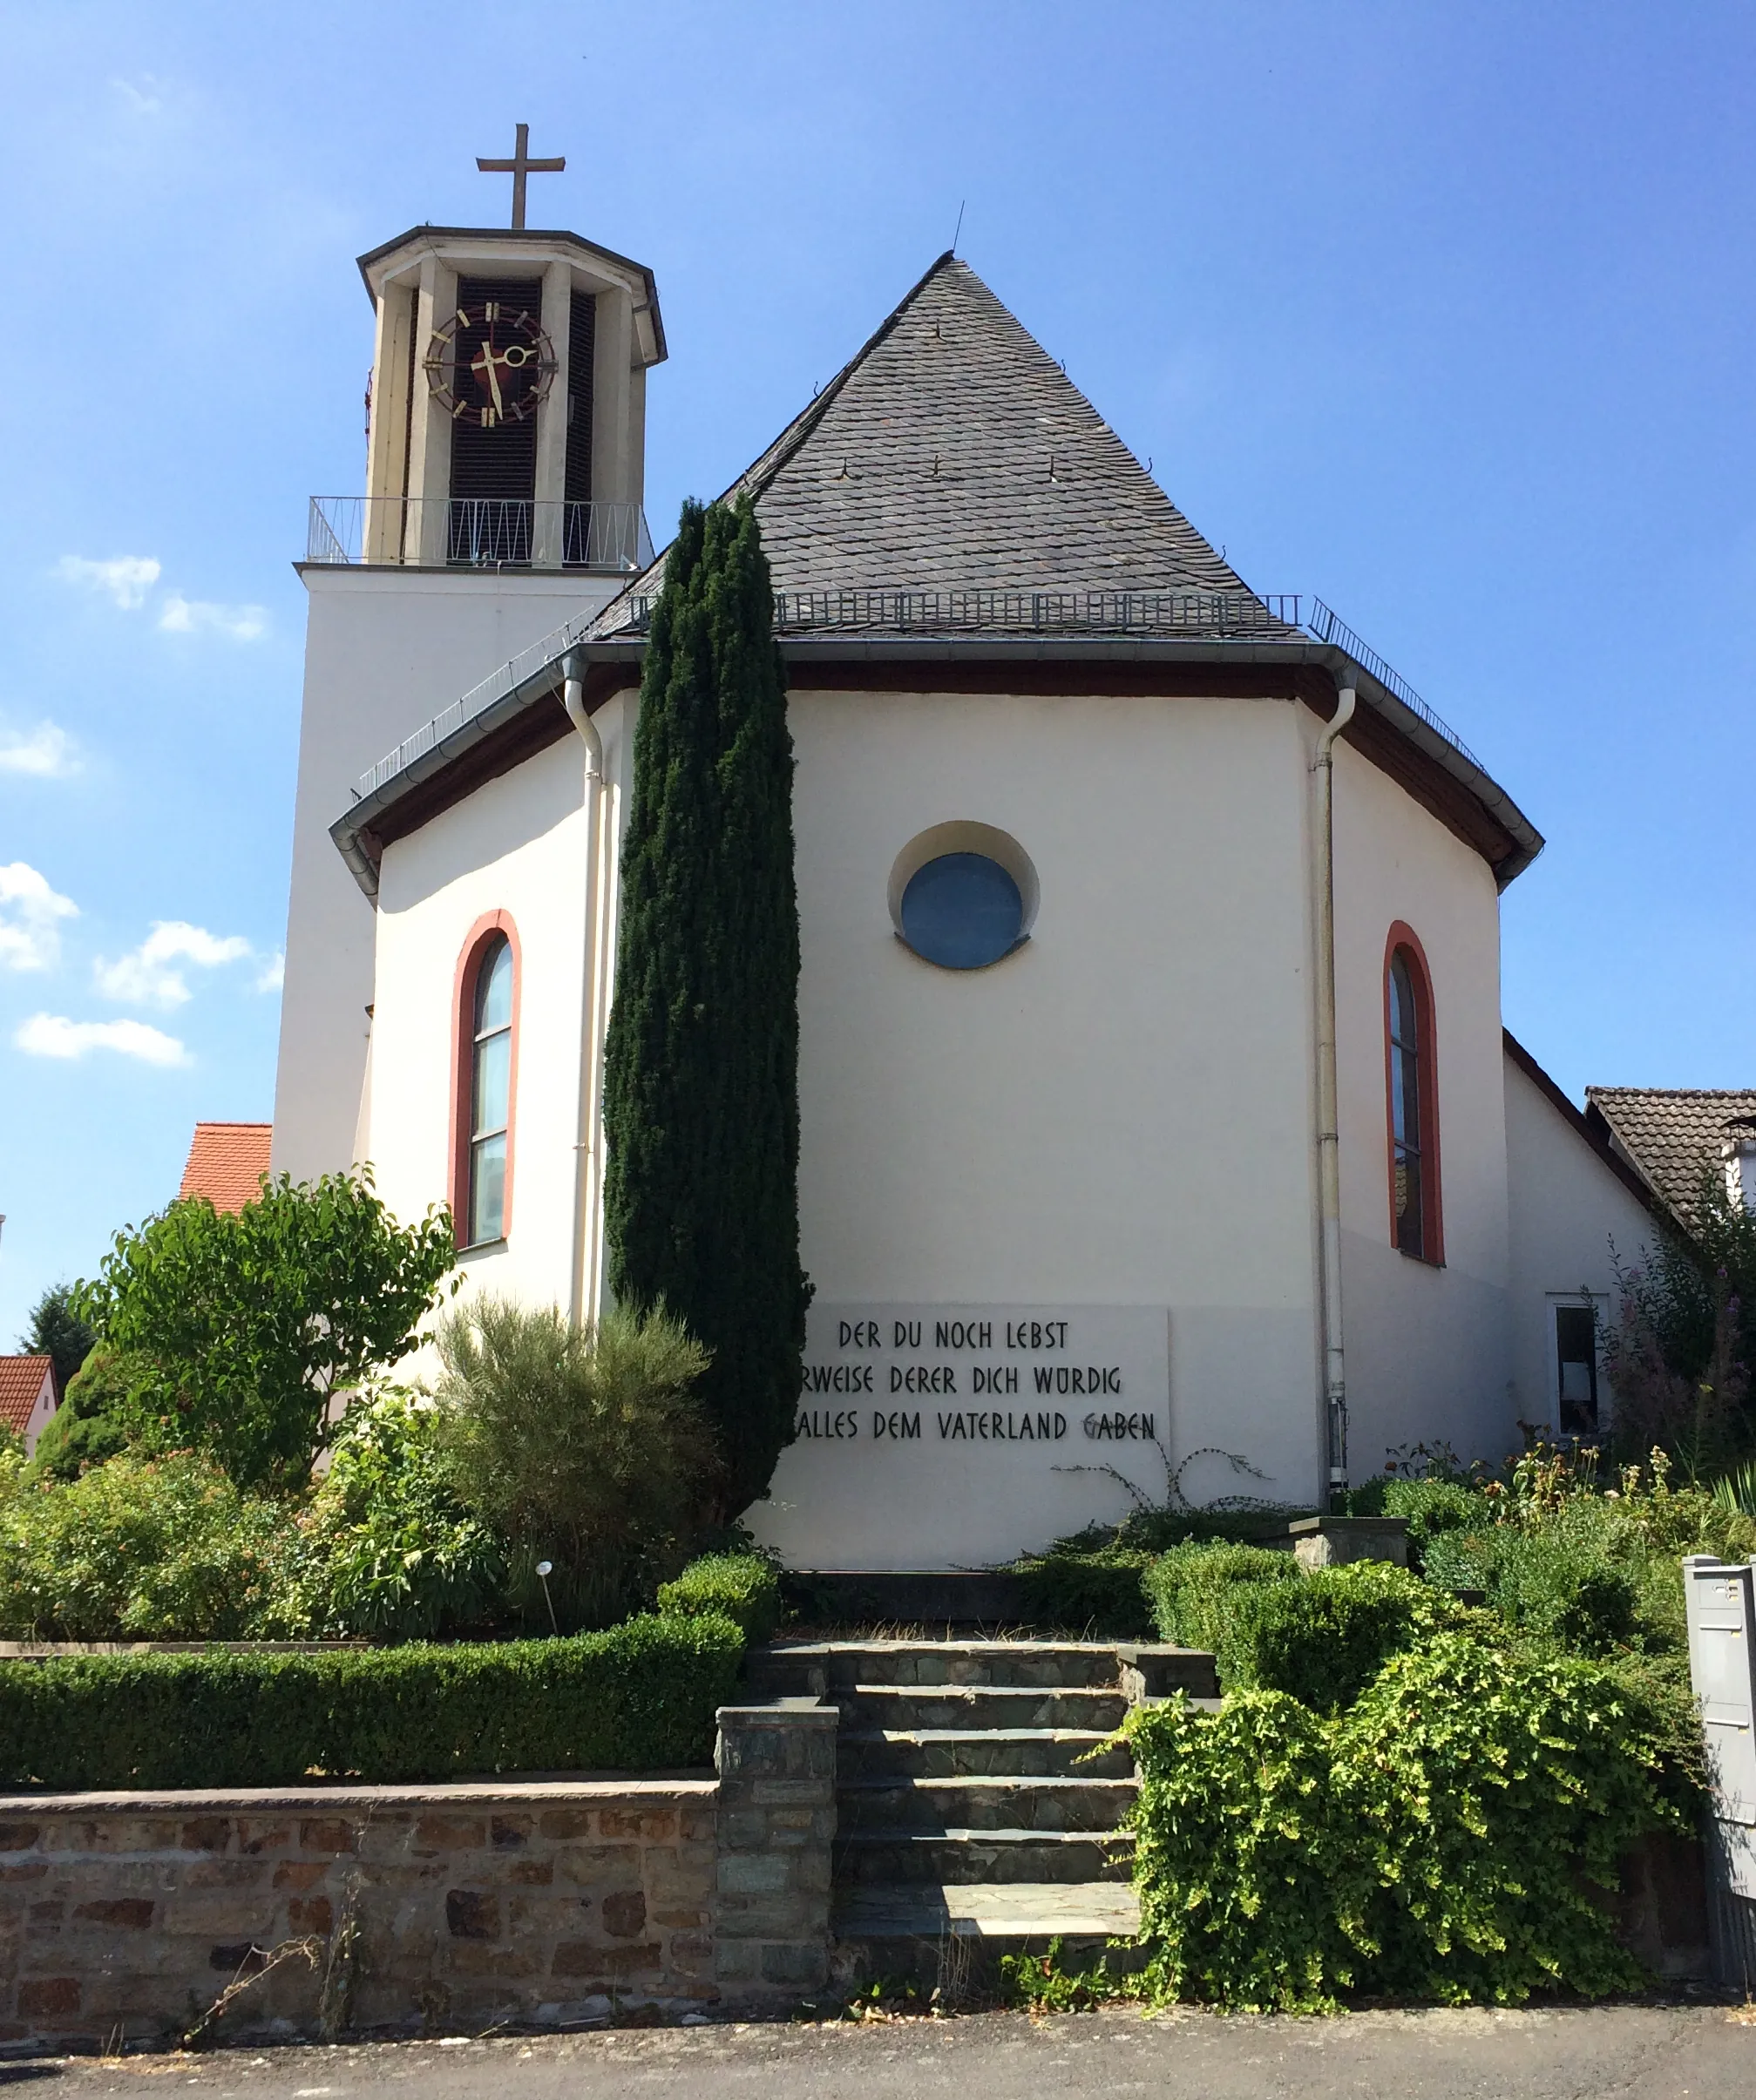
[712,1697,837,1997]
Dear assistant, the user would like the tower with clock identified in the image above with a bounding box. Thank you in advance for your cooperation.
[273,130,667,1183]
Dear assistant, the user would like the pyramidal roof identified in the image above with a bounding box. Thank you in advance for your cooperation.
[613,253,1268,607]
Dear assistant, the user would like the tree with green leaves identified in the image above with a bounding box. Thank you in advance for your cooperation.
[602,495,810,1518]
[17,1283,97,1396]
[71,1169,458,1494]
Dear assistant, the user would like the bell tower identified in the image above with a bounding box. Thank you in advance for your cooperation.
[274,134,665,1184]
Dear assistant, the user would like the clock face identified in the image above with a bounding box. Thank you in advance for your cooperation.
[424,302,557,427]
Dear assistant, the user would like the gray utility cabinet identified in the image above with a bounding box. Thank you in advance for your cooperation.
[1682,1555,1756,1987]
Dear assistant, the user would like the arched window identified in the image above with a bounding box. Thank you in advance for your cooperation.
[452,916,519,1247]
[1384,925,1442,1264]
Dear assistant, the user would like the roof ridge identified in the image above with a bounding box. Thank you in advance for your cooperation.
[1586,1085,1756,1101]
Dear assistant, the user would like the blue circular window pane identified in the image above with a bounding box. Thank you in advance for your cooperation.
[900,853,1024,970]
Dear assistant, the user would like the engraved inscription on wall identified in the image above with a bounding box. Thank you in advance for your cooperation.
[796,1305,1170,1453]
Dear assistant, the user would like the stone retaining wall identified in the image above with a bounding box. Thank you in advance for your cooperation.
[0,1778,721,2050]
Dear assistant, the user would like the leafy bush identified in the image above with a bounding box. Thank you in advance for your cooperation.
[1346,1474,1484,1565]
[24,1346,144,1482]
[0,1453,293,1640]
[1011,1536,1155,1636]
[292,1391,503,1640]
[657,1552,782,1643]
[1143,1541,1298,1650]
[434,1297,717,1630]
[1423,1516,1640,1654]
[1127,1631,1687,2011]
[1216,1562,1462,1714]
[72,1169,458,1492]
[0,1609,743,1789]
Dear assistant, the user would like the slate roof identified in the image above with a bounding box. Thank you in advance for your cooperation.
[179,1121,273,1214]
[0,1357,54,1436]
[1583,1087,1756,1222]
[594,252,1286,627]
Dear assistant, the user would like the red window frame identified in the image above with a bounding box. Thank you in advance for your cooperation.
[1382,921,1443,1266]
[450,911,522,1249]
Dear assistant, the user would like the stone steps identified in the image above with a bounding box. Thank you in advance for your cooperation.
[831,1880,1144,1987]
[838,1727,1133,1779]
[838,1773,1138,1832]
[742,1631,1212,1981]
[840,1683,1129,1734]
[837,1826,1135,1885]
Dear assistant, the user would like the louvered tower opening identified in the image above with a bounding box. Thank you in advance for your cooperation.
[562,289,596,565]
[448,275,543,565]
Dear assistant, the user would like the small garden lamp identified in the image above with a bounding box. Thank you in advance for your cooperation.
[535,1560,559,1636]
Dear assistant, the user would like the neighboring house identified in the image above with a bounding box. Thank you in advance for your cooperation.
[0,1355,57,1455]
[178,1122,273,1214]
[1583,1088,1756,1226]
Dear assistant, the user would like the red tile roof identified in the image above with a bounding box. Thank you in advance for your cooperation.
[0,1356,54,1436]
[179,1121,273,1213]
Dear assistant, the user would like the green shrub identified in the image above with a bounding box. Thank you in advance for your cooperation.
[1126,1630,1687,2011]
[434,1297,717,1630]
[1423,1517,1640,1653]
[73,1169,458,1493]
[0,1609,742,1789]
[1217,1562,1461,1713]
[25,1347,146,1483]
[292,1391,503,1640]
[1143,1541,1298,1650]
[1012,1539,1155,1636]
[0,1453,293,1640]
[657,1552,781,1642]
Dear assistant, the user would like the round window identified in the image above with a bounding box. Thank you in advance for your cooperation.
[899,851,1026,970]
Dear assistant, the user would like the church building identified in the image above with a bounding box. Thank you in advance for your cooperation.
[273,169,1657,1569]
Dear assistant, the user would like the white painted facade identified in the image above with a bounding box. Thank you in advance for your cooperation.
[1502,1049,1655,1431]
[350,674,1645,1565]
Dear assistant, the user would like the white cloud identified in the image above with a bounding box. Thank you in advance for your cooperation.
[157,593,268,642]
[94,920,253,1009]
[0,722,78,778]
[15,1013,186,1067]
[110,76,167,117]
[254,951,285,994]
[56,554,161,611]
[0,863,78,972]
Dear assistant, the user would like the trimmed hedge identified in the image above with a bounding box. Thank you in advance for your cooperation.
[1012,1545,1155,1636]
[1143,1541,1298,1650]
[1215,1561,1461,1714]
[656,1552,782,1643]
[0,1610,742,1791]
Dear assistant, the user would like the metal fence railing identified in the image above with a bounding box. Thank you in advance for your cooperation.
[307,498,654,573]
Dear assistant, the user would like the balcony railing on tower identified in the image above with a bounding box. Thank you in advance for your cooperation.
[306,498,654,573]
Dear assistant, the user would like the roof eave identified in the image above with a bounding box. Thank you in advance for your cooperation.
[329,631,1542,898]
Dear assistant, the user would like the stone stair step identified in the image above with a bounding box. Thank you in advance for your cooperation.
[834,1878,1141,1942]
[838,1727,1133,1779]
[837,1826,1134,1886]
[843,1683,1129,1733]
[837,1774,1137,1832]
[756,1640,1129,1691]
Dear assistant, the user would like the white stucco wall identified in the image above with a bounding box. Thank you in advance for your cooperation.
[273,569,620,1187]
[364,694,632,1335]
[1328,732,1514,1476]
[1502,1047,1656,1431]
[752,685,1327,1565]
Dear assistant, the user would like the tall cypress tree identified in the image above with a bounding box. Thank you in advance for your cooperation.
[602,497,810,1518]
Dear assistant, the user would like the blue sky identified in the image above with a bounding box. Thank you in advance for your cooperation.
[1,0,1752,1338]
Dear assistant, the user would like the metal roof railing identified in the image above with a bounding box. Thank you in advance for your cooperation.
[352,584,1481,802]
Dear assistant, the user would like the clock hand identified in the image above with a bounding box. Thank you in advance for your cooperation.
[482,342,505,416]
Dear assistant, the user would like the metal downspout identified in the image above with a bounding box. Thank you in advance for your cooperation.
[561,654,607,1326]
[1313,683,1358,1499]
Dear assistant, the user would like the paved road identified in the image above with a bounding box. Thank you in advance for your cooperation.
[8,2004,1755,2099]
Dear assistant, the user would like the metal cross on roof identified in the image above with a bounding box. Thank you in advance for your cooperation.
[476,123,565,231]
